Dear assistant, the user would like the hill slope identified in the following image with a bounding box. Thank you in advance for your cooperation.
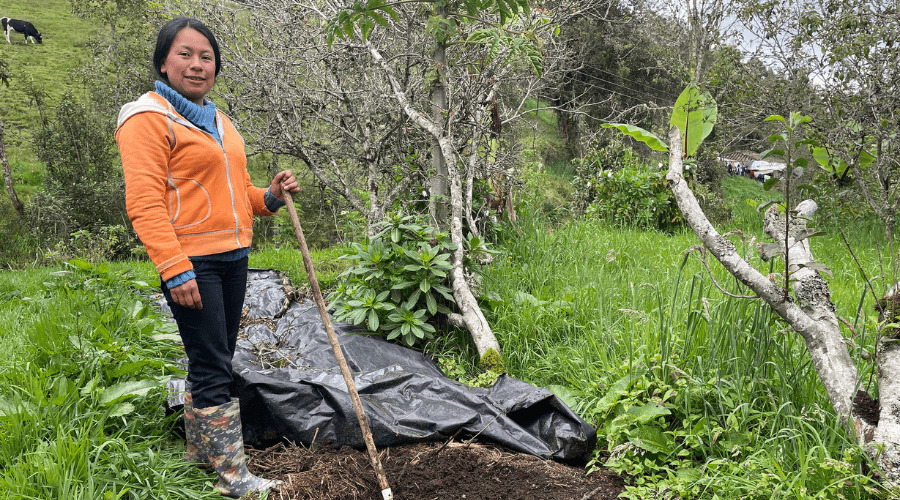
[0,0,96,170]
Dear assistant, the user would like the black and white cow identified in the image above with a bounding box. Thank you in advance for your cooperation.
[1,18,42,44]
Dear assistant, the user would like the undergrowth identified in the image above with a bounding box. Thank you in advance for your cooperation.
[0,260,220,498]
[477,195,887,499]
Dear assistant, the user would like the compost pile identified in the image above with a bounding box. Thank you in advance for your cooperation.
[165,269,625,499]
[246,440,624,499]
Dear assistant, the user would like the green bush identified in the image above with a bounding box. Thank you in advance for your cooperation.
[43,225,142,264]
[572,138,643,212]
[327,211,457,347]
[29,92,126,247]
[0,199,38,268]
[572,138,685,232]
[583,165,683,232]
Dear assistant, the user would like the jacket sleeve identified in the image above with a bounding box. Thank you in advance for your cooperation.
[246,172,275,217]
[116,112,194,282]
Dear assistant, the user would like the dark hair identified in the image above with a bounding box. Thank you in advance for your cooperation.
[153,17,221,83]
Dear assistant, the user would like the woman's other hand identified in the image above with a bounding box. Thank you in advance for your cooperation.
[171,278,203,309]
[270,170,300,200]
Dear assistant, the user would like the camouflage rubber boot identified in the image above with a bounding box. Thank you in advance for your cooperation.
[182,381,206,464]
[194,399,281,498]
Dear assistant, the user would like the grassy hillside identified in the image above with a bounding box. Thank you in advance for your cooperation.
[0,0,97,196]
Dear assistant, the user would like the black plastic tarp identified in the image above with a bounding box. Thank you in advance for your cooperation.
[167,269,596,464]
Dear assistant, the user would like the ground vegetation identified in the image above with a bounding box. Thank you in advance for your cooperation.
[0,0,898,498]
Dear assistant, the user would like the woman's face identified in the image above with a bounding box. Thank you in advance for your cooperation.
[160,28,216,105]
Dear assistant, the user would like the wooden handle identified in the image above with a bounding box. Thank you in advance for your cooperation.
[281,192,393,498]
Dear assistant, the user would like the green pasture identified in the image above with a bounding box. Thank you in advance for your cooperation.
[0,0,97,198]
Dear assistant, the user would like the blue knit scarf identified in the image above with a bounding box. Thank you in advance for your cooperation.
[155,80,222,145]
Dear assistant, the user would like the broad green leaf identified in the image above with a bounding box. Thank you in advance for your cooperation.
[594,370,646,415]
[794,229,826,241]
[629,424,673,454]
[756,200,779,213]
[760,148,784,160]
[368,309,379,331]
[108,402,136,418]
[601,123,668,152]
[812,147,849,177]
[547,384,578,409]
[669,85,717,156]
[100,379,160,405]
[66,259,94,270]
[369,10,388,26]
[627,402,671,424]
[466,29,497,45]
[799,261,833,277]
[860,150,876,168]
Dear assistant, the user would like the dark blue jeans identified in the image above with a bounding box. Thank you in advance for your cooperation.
[162,257,248,409]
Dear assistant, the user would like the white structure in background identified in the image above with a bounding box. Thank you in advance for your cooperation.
[748,160,786,182]
[720,151,786,183]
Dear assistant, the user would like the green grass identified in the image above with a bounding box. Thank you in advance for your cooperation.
[0,243,347,498]
[465,180,888,498]
[0,177,892,498]
[0,261,223,499]
[0,1,893,495]
[0,0,98,199]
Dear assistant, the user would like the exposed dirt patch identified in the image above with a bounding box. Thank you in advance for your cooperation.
[247,441,625,500]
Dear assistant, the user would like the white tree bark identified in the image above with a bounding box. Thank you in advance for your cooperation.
[367,41,501,358]
[664,127,900,480]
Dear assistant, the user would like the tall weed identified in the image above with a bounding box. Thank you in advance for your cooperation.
[480,209,884,499]
[0,260,213,498]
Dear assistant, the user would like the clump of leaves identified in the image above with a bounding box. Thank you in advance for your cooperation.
[327,211,456,347]
[437,356,502,387]
[582,165,684,232]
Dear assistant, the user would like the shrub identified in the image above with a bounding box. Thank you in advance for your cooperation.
[572,137,644,214]
[30,92,126,247]
[43,225,142,264]
[583,165,683,232]
[0,199,38,268]
[327,211,458,348]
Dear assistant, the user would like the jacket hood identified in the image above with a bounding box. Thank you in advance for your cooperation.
[116,92,169,132]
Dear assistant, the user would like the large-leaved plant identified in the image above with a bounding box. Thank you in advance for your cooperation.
[328,211,457,347]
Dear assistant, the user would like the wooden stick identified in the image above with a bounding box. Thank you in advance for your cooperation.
[281,191,393,500]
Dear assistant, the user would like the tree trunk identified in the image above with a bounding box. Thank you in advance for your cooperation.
[368,41,502,360]
[663,127,900,481]
[428,11,449,229]
[0,116,23,217]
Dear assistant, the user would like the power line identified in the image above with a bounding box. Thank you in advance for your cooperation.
[569,68,669,104]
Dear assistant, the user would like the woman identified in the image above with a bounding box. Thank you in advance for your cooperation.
[115,17,295,497]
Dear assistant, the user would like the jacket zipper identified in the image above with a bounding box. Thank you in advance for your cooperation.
[171,113,242,247]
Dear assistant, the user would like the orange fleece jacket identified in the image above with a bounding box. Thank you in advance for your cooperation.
[115,92,273,281]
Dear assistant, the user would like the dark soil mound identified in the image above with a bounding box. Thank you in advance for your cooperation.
[248,441,625,500]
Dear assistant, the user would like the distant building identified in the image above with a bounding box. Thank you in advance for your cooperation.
[720,151,786,182]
